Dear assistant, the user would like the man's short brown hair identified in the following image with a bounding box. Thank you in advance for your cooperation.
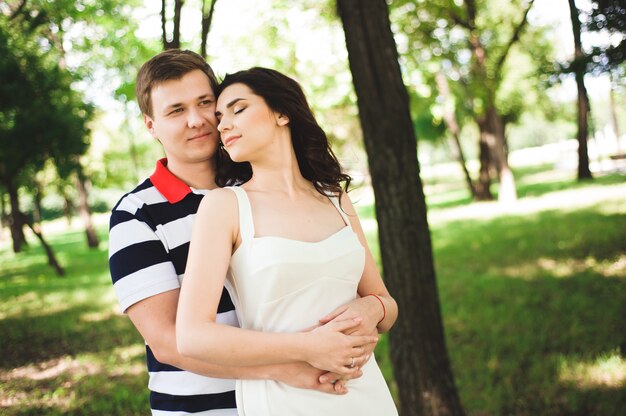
[135,49,218,118]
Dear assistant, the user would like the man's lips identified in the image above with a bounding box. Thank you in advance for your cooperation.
[223,135,240,147]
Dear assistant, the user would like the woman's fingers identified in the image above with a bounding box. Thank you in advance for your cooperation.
[349,334,379,348]
[318,304,349,324]
[325,317,362,333]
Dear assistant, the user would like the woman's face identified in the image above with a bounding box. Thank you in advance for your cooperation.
[215,83,288,163]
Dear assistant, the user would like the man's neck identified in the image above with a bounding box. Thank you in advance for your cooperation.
[166,159,217,190]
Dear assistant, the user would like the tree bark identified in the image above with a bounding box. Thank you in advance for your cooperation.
[161,0,185,50]
[24,216,65,276]
[7,181,27,253]
[76,170,99,249]
[434,72,477,198]
[62,189,74,226]
[483,106,517,202]
[475,121,494,200]
[338,1,466,415]
[200,0,217,58]
[568,0,593,180]
[33,179,43,224]
[0,191,8,229]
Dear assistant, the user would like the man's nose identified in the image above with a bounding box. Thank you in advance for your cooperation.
[187,108,206,128]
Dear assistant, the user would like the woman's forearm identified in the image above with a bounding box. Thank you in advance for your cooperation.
[372,294,398,333]
[176,318,377,375]
[177,321,307,366]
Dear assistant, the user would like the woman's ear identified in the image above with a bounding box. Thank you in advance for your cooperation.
[276,113,290,126]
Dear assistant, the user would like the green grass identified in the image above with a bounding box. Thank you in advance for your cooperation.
[1,164,625,415]
[432,207,626,415]
[0,227,149,415]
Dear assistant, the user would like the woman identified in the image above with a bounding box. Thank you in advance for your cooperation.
[177,67,398,415]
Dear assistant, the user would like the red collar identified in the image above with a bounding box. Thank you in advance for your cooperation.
[150,158,193,203]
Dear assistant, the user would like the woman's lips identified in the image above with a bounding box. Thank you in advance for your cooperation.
[223,135,240,147]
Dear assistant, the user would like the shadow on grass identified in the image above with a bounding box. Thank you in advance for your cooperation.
[2,373,149,416]
[433,206,626,415]
[0,303,141,369]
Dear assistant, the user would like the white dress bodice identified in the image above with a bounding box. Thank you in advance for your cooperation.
[224,186,398,416]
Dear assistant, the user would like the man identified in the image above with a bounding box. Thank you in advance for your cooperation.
[108,49,386,415]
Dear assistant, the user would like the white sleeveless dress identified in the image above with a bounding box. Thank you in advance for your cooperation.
[224,186,398,416]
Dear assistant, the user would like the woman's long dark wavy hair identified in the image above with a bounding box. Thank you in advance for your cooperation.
[214,67,351,199]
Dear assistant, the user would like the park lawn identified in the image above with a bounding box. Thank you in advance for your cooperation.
[0,226,149,415]
[1,167,625,415]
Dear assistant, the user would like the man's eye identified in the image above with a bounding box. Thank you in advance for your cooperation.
[168,108,183,115]
[200,100,214,106]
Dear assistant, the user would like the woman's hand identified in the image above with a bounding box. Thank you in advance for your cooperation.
[303,318,378,375]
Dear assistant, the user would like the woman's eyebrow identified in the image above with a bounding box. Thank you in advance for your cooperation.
[216,98,246,118]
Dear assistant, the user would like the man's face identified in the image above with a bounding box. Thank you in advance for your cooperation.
[144,69,219,168]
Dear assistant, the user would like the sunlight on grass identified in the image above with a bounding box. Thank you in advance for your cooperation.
[497,254,626,280]
[559,351,626,388]
[0,345,146,414]
[429,182,626,225]
[1,286,117,319]
[80,305,120,323]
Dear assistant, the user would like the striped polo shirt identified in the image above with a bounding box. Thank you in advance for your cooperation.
[108,158,238,415]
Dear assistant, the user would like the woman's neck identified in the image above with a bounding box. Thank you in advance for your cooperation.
[245,146,313,196]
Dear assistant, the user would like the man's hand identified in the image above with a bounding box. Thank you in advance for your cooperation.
[272,362,362,394]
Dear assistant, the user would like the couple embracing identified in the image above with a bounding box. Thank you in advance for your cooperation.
[109,49,398,415]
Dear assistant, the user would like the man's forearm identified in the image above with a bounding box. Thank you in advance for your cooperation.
[163,345,347,394]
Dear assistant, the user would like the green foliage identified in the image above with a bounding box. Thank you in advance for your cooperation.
[389,0,557,147]
[584,0,626,75]
[0,21,92,186]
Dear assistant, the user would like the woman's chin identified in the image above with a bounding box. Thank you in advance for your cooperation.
[226,152,247,163]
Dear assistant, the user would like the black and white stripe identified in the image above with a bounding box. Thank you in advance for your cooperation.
[108,178,238,415]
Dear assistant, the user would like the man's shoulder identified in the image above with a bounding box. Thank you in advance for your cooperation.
[111,178,162,213]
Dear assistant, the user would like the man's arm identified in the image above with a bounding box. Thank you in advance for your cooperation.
[127,288,355,394]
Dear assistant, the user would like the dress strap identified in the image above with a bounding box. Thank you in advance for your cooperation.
[328,194,351,229]
[226,186,255,241]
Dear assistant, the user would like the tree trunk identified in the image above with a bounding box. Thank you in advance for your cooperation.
[76,170,99,249]
[485,106,517,202]
[23,215,65,276]
[161,0,184,50]
[0,191,8,229]
[7,181,27,253]
[33,179,43,224]
[338,1,466,415]
[200,0,218,58]
[475,128,494,200]
[434,72,476,198]
[568,0,593,180]
[62,189,74,226]
[0,191,7,241]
